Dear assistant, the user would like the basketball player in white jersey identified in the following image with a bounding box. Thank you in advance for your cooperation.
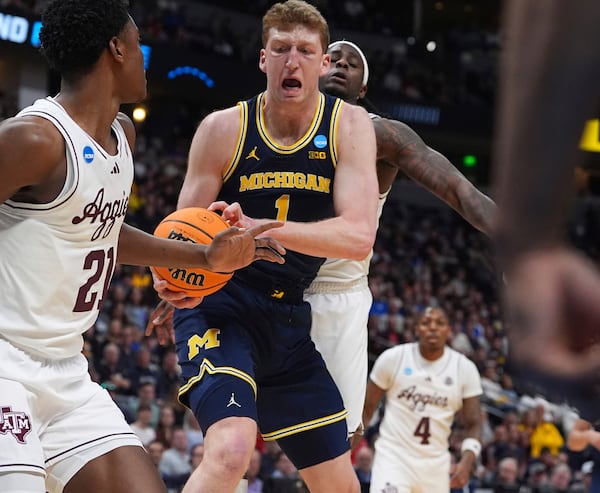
[363,306,482,493]
[0,1,284,492]
[306,40,496,445]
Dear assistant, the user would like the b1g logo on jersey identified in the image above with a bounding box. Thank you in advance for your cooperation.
[308,150,327,160]
[83,145,95,163]
[0,406,32,444]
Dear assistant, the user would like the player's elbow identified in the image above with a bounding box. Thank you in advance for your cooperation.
[345,231,375,260]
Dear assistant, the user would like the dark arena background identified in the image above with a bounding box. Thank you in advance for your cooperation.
[2,1,599,492]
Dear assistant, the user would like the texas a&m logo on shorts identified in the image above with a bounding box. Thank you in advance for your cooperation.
[0,406,32,443]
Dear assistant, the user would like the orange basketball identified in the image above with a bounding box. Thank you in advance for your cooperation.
[153,207,233,297]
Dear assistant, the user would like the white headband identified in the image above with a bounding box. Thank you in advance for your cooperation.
[327,40,369,86]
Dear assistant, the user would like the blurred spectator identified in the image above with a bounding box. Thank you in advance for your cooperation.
[156,349,182,400]
[155,403,178,449]
[130,403,157,447]
[95,342,134,397]
[131,346,161,394]
[146,439,165,468]
[159,427,191,492]
[530,405,565,459]
[190,443,204,471]
[182,409,204,452]
[486,456,522,492]
[542,462,573,493]
[527,462,550,492]
[123,380,161,427]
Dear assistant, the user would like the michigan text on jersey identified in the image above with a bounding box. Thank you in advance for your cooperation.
[239,172,331,192]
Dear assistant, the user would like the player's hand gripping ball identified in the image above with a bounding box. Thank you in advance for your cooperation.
[153,207,234,297]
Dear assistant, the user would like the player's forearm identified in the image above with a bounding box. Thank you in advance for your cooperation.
[394,144,497,235]
[452,180,497,236]
[117,223,209,267]
[267,217,375,260]
[493,0,600,269]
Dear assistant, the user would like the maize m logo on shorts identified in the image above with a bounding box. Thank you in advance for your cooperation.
[0,406,32,444]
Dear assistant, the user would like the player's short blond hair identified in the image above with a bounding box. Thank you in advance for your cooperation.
[262,0,330,53]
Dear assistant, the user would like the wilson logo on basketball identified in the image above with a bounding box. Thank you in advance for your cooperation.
[166,267,207,287]
[167,230,196,243]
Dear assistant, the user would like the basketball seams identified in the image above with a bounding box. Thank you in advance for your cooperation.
[158,218,220,241]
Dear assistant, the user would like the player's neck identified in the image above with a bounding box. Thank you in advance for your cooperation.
[261,91,321,144]
[419,346,444,362]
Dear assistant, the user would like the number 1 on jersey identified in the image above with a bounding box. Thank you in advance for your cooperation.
[275,194,290,221]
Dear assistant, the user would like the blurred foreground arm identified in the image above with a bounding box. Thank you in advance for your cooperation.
[492,0,600,420]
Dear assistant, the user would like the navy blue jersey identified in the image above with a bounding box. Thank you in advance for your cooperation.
[218,92,343,295]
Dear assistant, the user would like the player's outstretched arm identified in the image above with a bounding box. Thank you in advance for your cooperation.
[116,221,285,271]
[373,117,497,235]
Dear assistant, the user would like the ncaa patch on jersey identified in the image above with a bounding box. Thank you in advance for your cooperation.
[313,134,327,148]
[82,146,95,163]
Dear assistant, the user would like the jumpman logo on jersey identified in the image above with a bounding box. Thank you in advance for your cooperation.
[245,146,260,161]
[227,393,242,408]
[270,289,285,299]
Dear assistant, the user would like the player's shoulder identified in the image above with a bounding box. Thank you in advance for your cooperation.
[196,105,241,134]
[380,341,413,359]
[449,347,479,371]
[116,111,136,151]
[0,114,64,158]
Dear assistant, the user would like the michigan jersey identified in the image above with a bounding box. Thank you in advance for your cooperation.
[218,92,342,294]
[370,342,482,459]
[0,97,133,359]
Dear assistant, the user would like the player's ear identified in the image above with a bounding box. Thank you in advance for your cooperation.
[320,54,330,76]
[109,37,124,59]
[259,48,267,73]
[359,84,368,99]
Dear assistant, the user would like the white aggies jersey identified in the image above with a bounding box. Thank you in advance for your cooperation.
[0,97,134,359]
[370,342,482,459]
[312,112,385,284]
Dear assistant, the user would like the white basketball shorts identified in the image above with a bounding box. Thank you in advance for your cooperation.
[304,277,371,436]
[0,338,143,493]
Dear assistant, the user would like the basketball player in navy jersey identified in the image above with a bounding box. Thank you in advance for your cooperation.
[153,1,379,492]
[306,40,496,449]
[493,0,600,422]
[147,40,497,467]
[0,1,284,492]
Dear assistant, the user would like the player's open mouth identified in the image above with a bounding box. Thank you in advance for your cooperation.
[283,78,301,89]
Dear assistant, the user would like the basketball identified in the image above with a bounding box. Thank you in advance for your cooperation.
[153,207,233,297]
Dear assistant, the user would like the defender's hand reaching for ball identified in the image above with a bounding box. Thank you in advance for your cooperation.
[205,220,285,273]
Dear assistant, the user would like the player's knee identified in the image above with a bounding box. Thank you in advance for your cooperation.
[205,420,256,477]
[209,444,252,478]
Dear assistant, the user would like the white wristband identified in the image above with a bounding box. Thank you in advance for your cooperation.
[461,437,481,458]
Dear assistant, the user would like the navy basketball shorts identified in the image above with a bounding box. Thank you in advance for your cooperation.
[173,279,350,468]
